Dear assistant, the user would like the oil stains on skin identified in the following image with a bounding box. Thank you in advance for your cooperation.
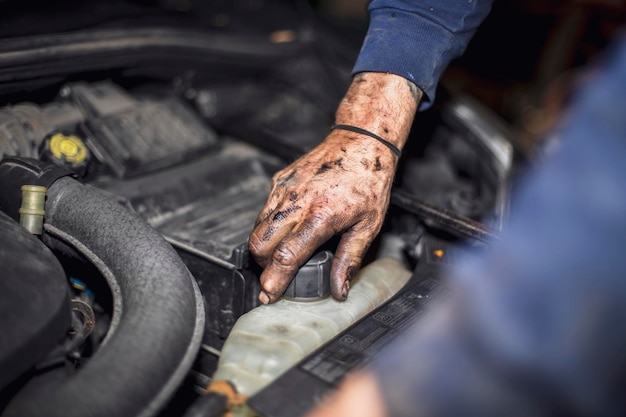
[262,224,277,242]
[316,163,332,175]
[273,205,301,222]
[374,157,382,171]
[360,157,385,171]
[276,171,296,186]
[352,187,365,197]
[346,265,357,282]
[405,79,422,103]
[294,219,316,242]
[261,204,301,242]
[315,158,343,175]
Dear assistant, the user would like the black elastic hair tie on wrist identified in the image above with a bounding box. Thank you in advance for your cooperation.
[330,124,402,158]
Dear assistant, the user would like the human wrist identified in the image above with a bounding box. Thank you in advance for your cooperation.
[330,124,402,158]
[334,72,421,153]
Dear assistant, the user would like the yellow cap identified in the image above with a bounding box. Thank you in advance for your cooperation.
[49,133,88,164]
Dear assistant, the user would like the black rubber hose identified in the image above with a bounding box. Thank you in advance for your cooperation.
[3,177,205,417]
[0,28,305,90]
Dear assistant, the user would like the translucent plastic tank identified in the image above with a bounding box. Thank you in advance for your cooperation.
[212,257,412,397]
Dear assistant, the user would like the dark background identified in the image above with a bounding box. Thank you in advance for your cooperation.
[1,0,624,152]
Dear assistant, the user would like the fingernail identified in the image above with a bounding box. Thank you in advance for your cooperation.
[341,280,350,300]
[259,291,270,305]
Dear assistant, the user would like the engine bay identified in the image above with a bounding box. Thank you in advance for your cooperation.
[0,2,515,416]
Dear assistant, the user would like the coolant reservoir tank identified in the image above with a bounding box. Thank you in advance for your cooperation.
[212,255,412,397]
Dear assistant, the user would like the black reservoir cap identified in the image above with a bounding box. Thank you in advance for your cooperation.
[283,251,333,300]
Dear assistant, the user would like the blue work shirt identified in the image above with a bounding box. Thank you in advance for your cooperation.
[353,0,492,110]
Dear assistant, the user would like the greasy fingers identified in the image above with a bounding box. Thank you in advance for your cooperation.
[257,215,338,303]
[249,168,299,267]
[331,221,382,300]
[253,167,292,228]
[249,205,299,268]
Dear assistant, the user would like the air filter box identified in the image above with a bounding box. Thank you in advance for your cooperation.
[93,141,283,350]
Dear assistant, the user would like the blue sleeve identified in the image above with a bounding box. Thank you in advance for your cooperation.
[353,0,492,110]
[370,36,626,416]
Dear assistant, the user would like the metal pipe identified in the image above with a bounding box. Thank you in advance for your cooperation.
[19,185,46,234]
[390,189,500,244]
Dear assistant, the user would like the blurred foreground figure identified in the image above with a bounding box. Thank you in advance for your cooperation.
[306,35,626,417]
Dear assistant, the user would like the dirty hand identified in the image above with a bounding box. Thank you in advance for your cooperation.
[249,72,421,304]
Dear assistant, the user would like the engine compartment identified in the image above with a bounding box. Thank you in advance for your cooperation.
[0,2,515,416]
